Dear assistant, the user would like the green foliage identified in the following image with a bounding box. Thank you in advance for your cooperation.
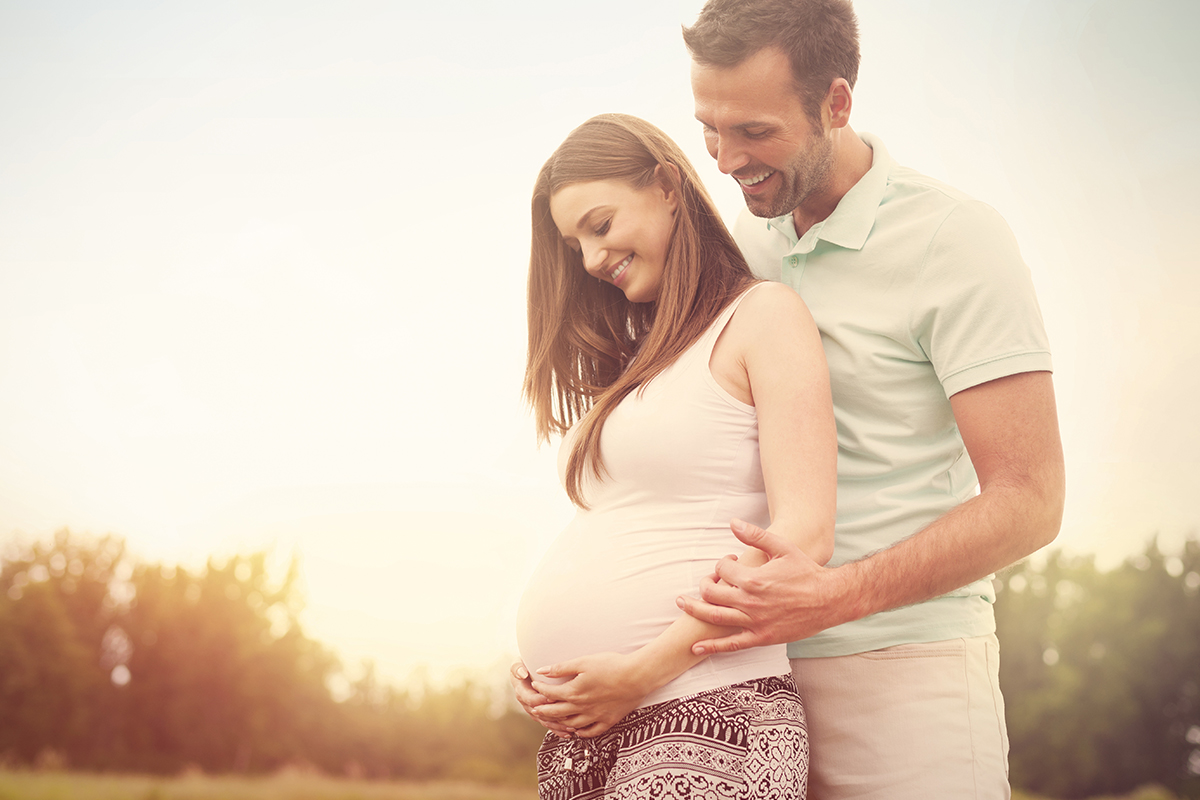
[111,552,342,773]
[0,532,123,763]
[997,537,1200,799]
[0,531,543,784]
[7,529,1200,795]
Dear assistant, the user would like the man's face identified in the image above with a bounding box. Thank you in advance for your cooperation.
[691,46,833,219]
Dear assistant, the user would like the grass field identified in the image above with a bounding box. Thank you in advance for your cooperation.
[1013,787,1178,800]
[0,771,1182,800]
[0,771,537,800]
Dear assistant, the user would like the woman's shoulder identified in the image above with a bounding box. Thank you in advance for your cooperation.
[732,281,816,332]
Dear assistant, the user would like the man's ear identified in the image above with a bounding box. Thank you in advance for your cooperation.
[654,163,682,213]
[824,78,853,130]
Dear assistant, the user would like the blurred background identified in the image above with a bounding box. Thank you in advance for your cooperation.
[1,0,1197,796]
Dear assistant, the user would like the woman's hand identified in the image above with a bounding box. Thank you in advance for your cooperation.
[530,651,650,738]
[509,661,573,738]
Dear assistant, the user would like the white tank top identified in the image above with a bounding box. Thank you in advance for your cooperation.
[516,284,788,707]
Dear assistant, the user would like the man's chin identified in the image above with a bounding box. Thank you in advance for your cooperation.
[743,194,791,219]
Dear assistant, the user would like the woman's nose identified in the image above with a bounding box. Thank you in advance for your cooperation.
[581,242,607,275]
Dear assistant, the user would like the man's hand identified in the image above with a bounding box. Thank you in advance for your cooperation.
[529,651,650,739]
[680,374,1065,654]
[676,518,853,654]
[508,661,572,738]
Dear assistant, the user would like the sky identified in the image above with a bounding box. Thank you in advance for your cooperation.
[1,0,1197,687]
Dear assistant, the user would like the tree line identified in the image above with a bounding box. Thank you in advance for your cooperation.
[995,536,1200,799]
[1,529,1198,797]
[0,531,542,784]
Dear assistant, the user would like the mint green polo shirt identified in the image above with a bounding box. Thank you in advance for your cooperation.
[733,134,1052,658]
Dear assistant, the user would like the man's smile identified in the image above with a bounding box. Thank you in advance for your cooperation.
[736,170,775,187]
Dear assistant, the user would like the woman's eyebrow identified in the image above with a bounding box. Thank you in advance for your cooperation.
[575,205,610,230]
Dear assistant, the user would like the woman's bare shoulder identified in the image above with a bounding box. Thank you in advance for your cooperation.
[733,281,816,334]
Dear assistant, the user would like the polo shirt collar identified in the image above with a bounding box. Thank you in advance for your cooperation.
[765,132,893,252]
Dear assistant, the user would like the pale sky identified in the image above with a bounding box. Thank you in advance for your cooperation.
[1,0,1197,686]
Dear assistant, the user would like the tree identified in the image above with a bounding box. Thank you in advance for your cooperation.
[0,530,543,784]
[997,537,1200,799]
[0,532,125,765]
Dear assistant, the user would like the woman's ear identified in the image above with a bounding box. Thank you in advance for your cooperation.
[654,163,682,214]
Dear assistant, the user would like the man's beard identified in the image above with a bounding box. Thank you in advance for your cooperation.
[747,132,834,219]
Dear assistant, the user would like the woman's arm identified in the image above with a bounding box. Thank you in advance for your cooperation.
[527,283,837,737]
[737,282,837,569]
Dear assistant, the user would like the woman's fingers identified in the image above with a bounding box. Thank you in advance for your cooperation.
[535,657,584,680]
[530,680,575,702]
[532,700,580,721]
[509,660,554,716]
[575,725,603,738]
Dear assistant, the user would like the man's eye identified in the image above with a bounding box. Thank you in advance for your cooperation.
[744,130,768,139]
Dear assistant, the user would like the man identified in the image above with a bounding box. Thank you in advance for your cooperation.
[672,0,1065,796]
[513,0,1064,795]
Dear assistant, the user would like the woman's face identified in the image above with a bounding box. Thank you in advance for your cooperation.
[549,176,677,304]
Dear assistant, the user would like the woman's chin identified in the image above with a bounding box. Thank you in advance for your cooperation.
[620,284,659,304]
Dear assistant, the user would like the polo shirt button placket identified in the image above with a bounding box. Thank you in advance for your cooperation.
[783,253,806,287]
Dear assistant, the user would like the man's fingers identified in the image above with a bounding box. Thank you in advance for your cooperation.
[676,593,752,628]
[690,630,764,656]
[729,517,793,558]
[710,556,755,592]
[698,567,754,607]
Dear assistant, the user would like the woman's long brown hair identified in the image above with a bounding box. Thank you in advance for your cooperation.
[525,113,756,507]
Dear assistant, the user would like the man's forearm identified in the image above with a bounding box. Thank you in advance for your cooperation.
[684,374,1065,653]
[833,476,1065,625]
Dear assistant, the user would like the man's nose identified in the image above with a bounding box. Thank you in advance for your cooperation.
[713,134,749,175]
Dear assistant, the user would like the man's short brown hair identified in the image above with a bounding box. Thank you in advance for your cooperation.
[683,0,860,122]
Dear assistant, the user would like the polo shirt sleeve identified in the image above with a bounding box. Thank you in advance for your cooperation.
[911,200,1053,398]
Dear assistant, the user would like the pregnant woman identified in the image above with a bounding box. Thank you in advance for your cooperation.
[516,113,836,799]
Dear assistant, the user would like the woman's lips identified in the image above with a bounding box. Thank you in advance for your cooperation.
[608,254,633,286]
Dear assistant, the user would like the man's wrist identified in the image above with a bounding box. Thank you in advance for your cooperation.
[826,560,873,629]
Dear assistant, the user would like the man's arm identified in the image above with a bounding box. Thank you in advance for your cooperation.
[678,370,1065,653]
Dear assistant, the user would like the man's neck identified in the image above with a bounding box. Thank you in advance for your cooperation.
[791,126,874,237]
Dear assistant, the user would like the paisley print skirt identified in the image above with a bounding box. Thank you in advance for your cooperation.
[535,674,807,799]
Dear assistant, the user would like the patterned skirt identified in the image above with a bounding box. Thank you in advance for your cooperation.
[535,674,807,800]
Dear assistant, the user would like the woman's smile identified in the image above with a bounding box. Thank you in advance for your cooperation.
[607,254,634,285]
[549,177,678,304]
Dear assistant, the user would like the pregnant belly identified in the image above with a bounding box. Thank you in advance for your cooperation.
[515,528,694,676]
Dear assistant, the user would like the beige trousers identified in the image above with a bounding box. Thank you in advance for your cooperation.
[790,634,1010,800]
